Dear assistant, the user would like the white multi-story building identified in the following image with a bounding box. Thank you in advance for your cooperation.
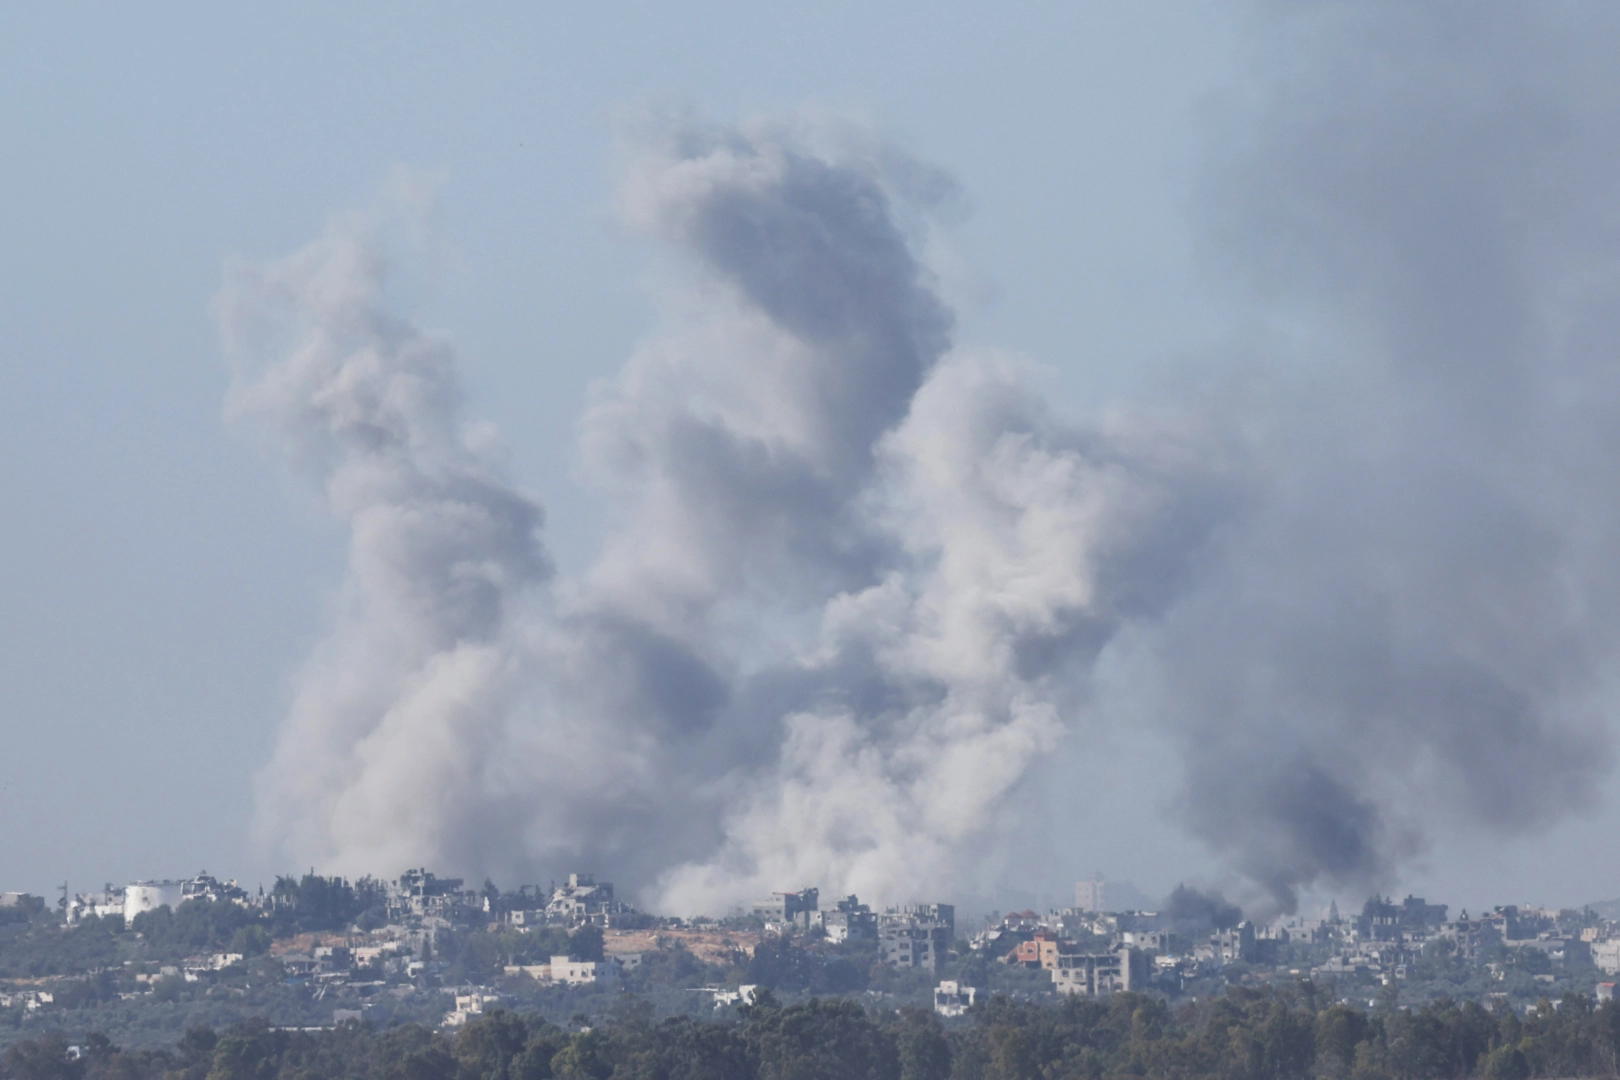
[1052,948,1148,998]
[550,955,618,986]
[547,874,620,924]
[444,992,498,1028]
[117,873,247,924]
[880,905,955,971]
[934,981,978,1017]
[124,882,185,921]
[1593,939,1620,975]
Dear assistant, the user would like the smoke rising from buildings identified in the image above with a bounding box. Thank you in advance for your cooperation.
[1122,2,1620,911]
[232,6,1620,914]
[220,176,553,875]
[1164,886,1243,935]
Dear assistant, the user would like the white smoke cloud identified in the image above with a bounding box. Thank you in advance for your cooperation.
[653,349,1222,912]
[220,178,552,876]
[229,120,1212,909]
[234,5,1620,913]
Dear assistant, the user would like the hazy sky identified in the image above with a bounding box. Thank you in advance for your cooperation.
[5,2,1619,915]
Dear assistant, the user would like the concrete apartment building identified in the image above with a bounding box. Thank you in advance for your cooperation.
[821,895,877,942]
[1052,947,1149,998]
[754,887,820,928]
[1594,939,1620,975]
[879,904,955,971]
[1074,877,1108,913]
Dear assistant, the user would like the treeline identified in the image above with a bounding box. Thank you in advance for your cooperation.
[0,900,47,929]
[8,984,1620,1080]
[265,874,389,935]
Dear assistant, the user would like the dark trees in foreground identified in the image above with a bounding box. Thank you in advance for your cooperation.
[6,984,1620,1080]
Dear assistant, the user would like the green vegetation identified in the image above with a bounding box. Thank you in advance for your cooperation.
[0,914,125,981]
[266,876,388,936]
[6,984,1620,1080]
[131,903,259,959]
[745,935,868,994]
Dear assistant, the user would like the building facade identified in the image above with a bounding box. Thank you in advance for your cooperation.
[1052,947,1148,998]
[880,905,955,971]
[1074,878,1108,913]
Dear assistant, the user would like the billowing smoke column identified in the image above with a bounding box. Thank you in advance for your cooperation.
[1121,2,1620,910]
[1164,886,1242,935]
[228,124,1214,909]
[232,3,1620,914]
[220,180,553,874]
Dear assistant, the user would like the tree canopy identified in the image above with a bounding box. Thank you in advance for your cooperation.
[5,984,1620,1080]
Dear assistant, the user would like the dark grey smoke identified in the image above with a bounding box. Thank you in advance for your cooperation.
[1165,885,1243,933]
[1121,2,1620,912]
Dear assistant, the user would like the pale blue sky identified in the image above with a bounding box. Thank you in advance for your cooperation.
[5,3,1616,914]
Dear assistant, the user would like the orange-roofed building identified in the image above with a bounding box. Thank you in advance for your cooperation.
[1007,930,1082,970]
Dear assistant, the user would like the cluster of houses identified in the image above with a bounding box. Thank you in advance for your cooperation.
[22,870,1620,1023]
[942,886,1620,1008]
[751,884,1159,1010]
[276,871,641,1025]
[42,869,646,1028]
[0,990,53,1011]
[753,887,956,970]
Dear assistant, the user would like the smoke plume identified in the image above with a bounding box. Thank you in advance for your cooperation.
[1164,886,1243,934]
[1120,2,1620,910]
[232,4,1620,913]
[221,175,553,875]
